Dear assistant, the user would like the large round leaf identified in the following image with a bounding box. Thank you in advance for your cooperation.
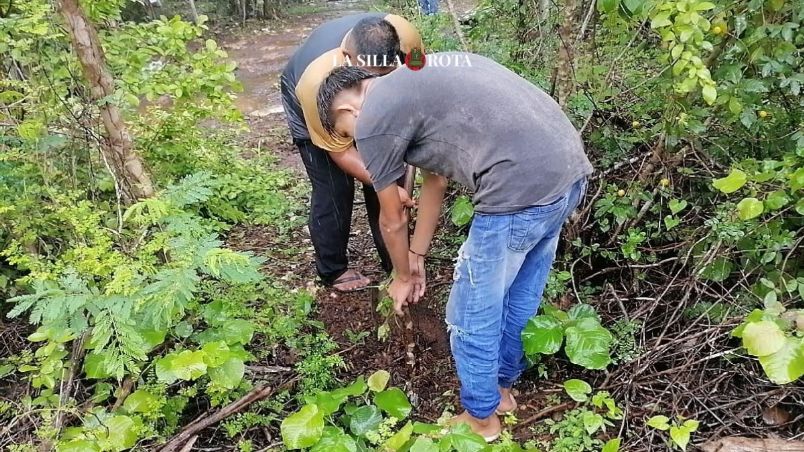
[410,436,439,452]
[758,337,804,384]
[155,350,207,383]
[563,379,592,402]
[310,427,358,452]
[281,404,325,449]
[443,423,487,452]
[374,387,412,419]
[382,421,413,451]
[208,357,245,389]
[368,370,390,392]
[349,405,383,436]
[712,169,747,194]
[737,197,764,220]
[564,318,613,369]
[522,315,564,355]
[96,415,140,452]
[742,321,786,357]
[122,389,159,414]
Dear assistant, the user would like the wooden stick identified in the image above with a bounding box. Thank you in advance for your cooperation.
[158,385,274,452]
[402,166,418,367]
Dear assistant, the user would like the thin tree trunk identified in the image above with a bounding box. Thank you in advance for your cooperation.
[187,0,199,23]
[553,0,578,109]
[56,0,155,204]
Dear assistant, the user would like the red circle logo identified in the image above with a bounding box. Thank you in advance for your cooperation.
[405,48,426,71]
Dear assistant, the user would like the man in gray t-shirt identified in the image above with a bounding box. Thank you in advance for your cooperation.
[317,52,592,440]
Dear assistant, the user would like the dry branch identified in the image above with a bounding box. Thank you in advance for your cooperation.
[701,437,804,452]
[158,385,274,452]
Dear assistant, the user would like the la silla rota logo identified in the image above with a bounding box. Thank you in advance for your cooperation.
[405,47,426,71]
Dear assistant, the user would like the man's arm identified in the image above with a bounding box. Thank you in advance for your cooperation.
[408,170,448,300]
[328,146,372,185]
[376,183,414,314]
[410,170,448,255]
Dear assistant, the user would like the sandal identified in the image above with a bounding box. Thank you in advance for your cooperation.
[330,269,370,292]
[495,393,518,415]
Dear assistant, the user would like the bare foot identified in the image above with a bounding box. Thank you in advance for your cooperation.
[331,269,370,292]
[449,411,501,442]
[496,387,518,414]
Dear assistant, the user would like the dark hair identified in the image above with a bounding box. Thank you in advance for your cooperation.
[350,17,402,66]
[318,66,377,136]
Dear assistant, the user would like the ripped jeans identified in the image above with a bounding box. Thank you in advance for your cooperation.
[446,177,587,419]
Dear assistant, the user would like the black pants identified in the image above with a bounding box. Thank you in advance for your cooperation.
[296,139,392,284]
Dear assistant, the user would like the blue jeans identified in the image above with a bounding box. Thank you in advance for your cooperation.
[418,0,438,15]
[446,177,587,418]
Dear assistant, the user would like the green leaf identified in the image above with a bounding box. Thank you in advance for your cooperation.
[349,405,383,436]
[84,352,115,379]
[563,379,592,402]
[201,341,230,367]
[758,337,804,384]
[668,199,688,214]
[700,257,732,282]
[58,440,101,452]
[564,318,613,369]
[664,215,681,231]
[155,350,208,383]
[670,424,691,450]
[682,419,700,432]
[702,84,717,105]
[522,315,564,355]
[410,436,439,452]
[374,387,412,419]
[647,415,671,431]
[568,304,599,321]
[764,191,790,211]
[96,415,140,451]
[451,196,474,227]
[383,421,413,451]
[220,319,255,345]
[332,376,368,399]
[598,0,618,13]
[742,321,786,357]
[712,169,747,194]
[368,370,391,392]
[443,423,488,452]
[281,404,325,449]
[622,0,644,14]
[651,11,672,28]
[602,438,622,452]
[208,357,245,389]
[123,389,158,414]
[310,427,357,452]
[736,197,763,220]
[582,411,605,435]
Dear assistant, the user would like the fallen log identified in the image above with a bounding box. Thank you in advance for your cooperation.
[158,385,274,452]
[701,437,804,452]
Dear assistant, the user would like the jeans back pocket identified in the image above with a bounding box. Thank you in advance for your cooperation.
[507,195,568,252]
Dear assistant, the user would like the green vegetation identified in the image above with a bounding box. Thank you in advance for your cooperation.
[1,0,802,449]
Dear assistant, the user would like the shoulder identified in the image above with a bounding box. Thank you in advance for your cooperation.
[295,48,343,102]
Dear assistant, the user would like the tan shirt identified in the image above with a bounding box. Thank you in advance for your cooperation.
[295,14,423,153]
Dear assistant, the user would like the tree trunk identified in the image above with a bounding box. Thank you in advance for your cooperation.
[552,0,577,109]
[187,0,199,23]
[56,0,154,204]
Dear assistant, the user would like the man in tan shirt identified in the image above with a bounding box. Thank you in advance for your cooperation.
[280,14,423,291]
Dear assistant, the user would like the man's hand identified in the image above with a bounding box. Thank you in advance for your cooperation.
[389,277,414,315]
[408,251,426,303]
[397,186,415,208]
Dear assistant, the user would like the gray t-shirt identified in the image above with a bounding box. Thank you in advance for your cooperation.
[355,52,593,213]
